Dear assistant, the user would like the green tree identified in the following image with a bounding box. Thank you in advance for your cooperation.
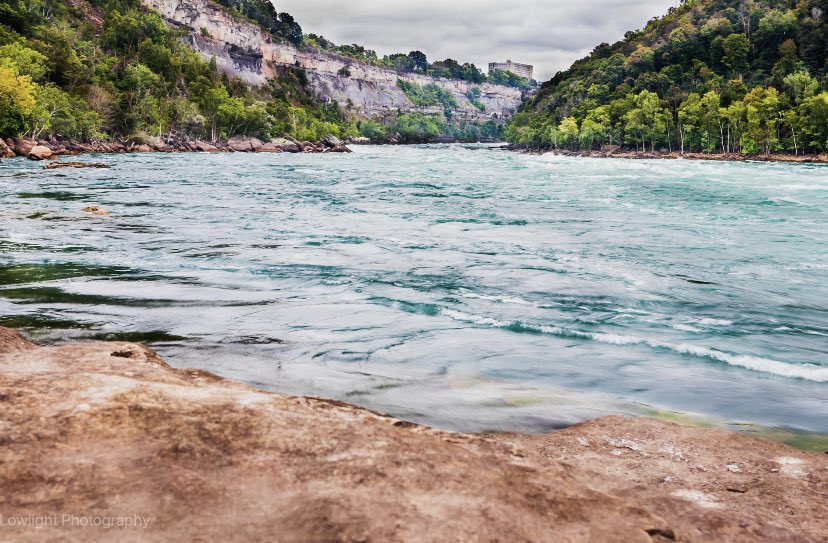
[700,91,722,152]
[783,71,819,105]
[800,92,828,152]
[558,116,580,149]
[744,87,782,154]
[678,93,702,153]
[27,84,73,138]
[721,34,750,77]
[0,43,48,81]
[0,64,36,137]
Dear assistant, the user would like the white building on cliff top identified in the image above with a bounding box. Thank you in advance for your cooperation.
[488,60,534,81]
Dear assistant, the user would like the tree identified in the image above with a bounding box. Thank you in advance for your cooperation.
[678,93,702,153]
[407,51,428,73]
[558,117,580,149]
[27,84,73,138]
[744,87,782,154]
[783,71,819,104]
[580,106,610,149]
[772,39,803,83]
[800,92,828,153]
[721,33,750,77]
[700,91,722,152]
[0,64,36,137]
[723,100,747,154]
[0,43,48,81]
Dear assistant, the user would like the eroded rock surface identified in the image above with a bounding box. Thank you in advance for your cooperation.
[0,327,824,542]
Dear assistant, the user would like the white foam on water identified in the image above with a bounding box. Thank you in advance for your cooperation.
[440,309,828,383]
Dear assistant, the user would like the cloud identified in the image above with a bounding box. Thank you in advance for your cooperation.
[276,0,678,80]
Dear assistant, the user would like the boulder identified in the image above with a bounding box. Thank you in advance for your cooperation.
[44,161,110,170]
[195,140,220,153]
[80,206,109,216]
[325,145,353,153]
[322,134,342,148]
[0,140,14,158]
[347,137,371,145]
[271,138,301,153]
[151,142,172,152]
[227,136,263,152]
[256,143,283,153]
[133,144,153,153]
[28,145,54,160]
[301,141,316,152]
[13,138,37,156]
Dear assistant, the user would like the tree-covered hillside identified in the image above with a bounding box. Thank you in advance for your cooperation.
[0,0,364,143]
[507,0,828,155]
[0,0,504,145]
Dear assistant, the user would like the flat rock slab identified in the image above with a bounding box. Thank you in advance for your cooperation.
[43,161,110,169]
[0,327,823,542]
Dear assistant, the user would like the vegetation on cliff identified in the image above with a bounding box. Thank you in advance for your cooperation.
[0,0,362,142]
[305,37,532,89]
[0,0,511,144]
[507,0,828,155]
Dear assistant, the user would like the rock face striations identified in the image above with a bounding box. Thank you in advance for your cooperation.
[0,327,826,542]
[141,0,524,123]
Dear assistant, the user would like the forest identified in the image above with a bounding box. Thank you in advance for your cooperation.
[0,0,504,144]
[507,0,828,155]
[0,0,366,142]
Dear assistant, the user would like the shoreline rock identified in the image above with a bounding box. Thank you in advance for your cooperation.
[0,135,353,160]
[0,327,824,542]
[43,161,110,169]
[511,146,828,164]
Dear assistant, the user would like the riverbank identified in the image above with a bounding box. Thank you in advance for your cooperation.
[1,326,825,542]
[512,146,828,164]
[0,135,357,161]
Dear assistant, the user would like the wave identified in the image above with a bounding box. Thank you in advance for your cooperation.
[440,309,828,383]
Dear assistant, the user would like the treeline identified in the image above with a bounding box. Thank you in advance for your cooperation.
[214,0,302,45]
[305,36,532,89]
[359,114,504,144]
[509,0,828,155]
[0,0,359,142]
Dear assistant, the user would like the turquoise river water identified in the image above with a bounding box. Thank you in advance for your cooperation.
[1,145,827,435]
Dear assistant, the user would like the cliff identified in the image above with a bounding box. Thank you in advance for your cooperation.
[141,0,524,123]
[1,326,825,542]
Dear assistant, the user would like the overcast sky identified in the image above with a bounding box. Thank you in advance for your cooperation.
[278,0,679,81]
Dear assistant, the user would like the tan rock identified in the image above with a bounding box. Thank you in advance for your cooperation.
[325,145,353,153]
[44,161,110,170]
[195,140,220,152]
[28,145,54,160]
[256,142,283,153]
[81,205,109,216]
[12,137,36,156]
[227,136,263,152]
[271,137,301,153]
[0,327,823,542]
[0,139,14,158]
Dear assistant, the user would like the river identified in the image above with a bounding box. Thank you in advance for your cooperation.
[1,145,826,435]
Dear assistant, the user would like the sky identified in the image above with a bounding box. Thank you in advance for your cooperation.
[278,0,679,81]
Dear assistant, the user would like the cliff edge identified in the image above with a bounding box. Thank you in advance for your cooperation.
[140,0,524,123]
[0,327,825,542]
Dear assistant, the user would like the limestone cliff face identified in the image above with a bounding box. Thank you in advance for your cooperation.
[141,0,524,122]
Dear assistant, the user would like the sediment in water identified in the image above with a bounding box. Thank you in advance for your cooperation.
[0,326,825,541]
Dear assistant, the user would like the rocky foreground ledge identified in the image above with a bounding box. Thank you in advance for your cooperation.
[1,327,825,542]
